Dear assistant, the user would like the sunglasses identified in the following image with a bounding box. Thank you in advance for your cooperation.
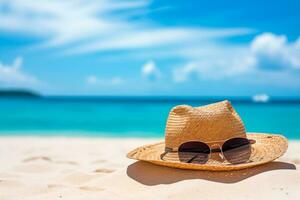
[162,137,255,164]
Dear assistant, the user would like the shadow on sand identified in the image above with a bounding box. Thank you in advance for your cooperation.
[126,161,296,186]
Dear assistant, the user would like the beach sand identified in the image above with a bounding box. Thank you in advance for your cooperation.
[0,136,299,200]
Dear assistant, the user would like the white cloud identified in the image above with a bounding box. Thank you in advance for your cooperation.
[141,60,161,81]
[86,75,123,86]
[250,33,300,70]
[86,75,98,85]
[0,0,254,54]
[0,57,38,86]
[172,33,300,82]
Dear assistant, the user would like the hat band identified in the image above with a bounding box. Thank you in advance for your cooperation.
[165,134,247,152]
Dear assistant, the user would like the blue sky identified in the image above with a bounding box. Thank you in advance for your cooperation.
[0,0,299,96]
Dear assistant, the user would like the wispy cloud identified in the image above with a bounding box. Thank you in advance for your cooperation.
[0,0,149,46]
[0,0,254,55]
[66,27,253,55]
[0,57,38,87]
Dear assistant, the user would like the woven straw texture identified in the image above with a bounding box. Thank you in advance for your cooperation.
[165,100,246,149]
[127,101,288,171]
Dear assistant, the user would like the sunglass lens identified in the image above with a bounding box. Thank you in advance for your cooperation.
[178,142,210,164]
[222,138,251,164]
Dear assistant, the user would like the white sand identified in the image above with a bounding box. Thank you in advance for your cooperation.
[0,136,299,200]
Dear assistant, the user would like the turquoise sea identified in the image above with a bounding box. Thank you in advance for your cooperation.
[0,97,300,139]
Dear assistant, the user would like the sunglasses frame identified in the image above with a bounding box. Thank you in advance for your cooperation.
[162,137,255,163]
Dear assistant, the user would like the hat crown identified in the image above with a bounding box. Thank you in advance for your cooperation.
[165,100,246,149]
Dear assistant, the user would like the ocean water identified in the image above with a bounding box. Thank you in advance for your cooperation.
[0,97,300,139]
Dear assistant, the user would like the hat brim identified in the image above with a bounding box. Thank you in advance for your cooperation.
[127,133,288,171]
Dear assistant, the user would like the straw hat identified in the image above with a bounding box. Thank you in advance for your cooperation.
[127,100,288,171]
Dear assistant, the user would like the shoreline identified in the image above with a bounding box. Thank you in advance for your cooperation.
[0,131,165,138]
[0,132,299,140]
